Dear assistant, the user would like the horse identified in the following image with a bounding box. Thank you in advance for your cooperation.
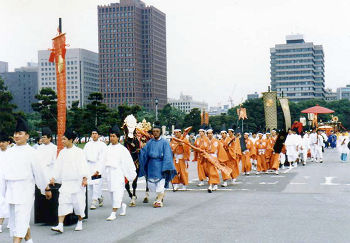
[122,115,151,206]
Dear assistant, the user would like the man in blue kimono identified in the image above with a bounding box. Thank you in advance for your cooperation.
[139,122,176,208]
[327,131,337,149]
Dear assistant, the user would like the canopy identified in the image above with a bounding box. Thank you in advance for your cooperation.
[301,105,334,114]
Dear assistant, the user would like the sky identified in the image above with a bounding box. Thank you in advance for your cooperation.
[1,0,350,107]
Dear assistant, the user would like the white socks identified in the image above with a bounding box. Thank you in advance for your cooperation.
[25,239,33,243]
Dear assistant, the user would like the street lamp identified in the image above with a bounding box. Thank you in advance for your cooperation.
[155,98,159,121]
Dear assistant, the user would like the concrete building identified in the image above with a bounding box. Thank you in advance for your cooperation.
[15,62,38,72]
[270,35,325,102]
[0,61,8,73]
[324,88,337,101]
[168,93,208,113]
[247,92,259,100]
[98,0,167,111]
[336,85,350,100]
[0,63,38,113]
[208,105,230,116]
[38,48,99,108]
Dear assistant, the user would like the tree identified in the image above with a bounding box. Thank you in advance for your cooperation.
[0,77,17,133]
[183,108,201,132]
[67,100,87,138]
[31,88,57,133]
[85,92,109,131]
[159,104,185,130]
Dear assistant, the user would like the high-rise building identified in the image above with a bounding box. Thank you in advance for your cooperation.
[98,0,167,111]
[324,88,337,101]
[168,93,208,113]
[336,85,350,100]
[0,61,8,73]
[247,92,259,100]
[38,48,99,108]
[0,63,38,113]
[270,35,325,102]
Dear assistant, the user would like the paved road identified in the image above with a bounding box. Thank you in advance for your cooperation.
[1,149,350,243]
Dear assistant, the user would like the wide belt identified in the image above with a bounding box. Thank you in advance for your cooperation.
[174,154,184,163]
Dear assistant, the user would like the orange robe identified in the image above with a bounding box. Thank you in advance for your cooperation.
[270,136,279,170]
[226,136,240,179]
[204,138,221,185]
[255,139,267,172]
[194,136,209,181]
[170,138,190,185]
[241,139,252,173]
[265,137,275,170]
[220,137,232,181]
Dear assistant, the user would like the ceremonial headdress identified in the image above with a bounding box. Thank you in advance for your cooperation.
[109,124,121,136]
[64,128,77,141]
[0,131,10,142]
[15,117,29,133]
[220,124,227,133]
[91,127,99,134]
[153,121,161,130]
[42,127,52,138]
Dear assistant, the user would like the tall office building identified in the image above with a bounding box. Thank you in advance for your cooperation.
[98,0,167,111]
[38,48,99,108]
[0,63,38,113]
[270,35,325,102]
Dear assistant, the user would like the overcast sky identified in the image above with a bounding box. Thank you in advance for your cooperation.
[1,0,350,107]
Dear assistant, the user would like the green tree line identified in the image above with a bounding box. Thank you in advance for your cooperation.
[1,76,349,137]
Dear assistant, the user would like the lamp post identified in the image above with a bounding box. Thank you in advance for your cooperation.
[155,98,159,121]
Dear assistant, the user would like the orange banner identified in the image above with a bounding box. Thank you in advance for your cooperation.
[49,32,67,154]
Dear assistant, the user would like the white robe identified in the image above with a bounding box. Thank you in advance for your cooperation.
[53,145,89,217]
[285,134,299,161]
[0,149,9,218]
[37,142,57,183]
[337,136,349,154]
[53,145,89,196]
[103,143,136,208]
[2,144,48,238]
[83,139,107,181]
[103,143,136,192]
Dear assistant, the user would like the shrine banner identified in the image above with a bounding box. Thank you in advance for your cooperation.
[49,32,67,154]
[279,98,291,131]
[262,91,277,131]
[237,107,248,120]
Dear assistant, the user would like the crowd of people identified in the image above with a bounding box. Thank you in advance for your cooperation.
[0,116,348,243]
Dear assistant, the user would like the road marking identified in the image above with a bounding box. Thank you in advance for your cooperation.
[290,182,307,185]
[320,177,339,186]
[283,167,293,174]
[259,181,279,185]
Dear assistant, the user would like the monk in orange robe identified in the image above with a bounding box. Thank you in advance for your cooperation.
[241,133,252,175]
[265,132,274,170]
[226,129,240,184]
[255,133,267,174]
[193,128,209,186]
[205,129,221,192]
[170,129,191,190]
[219,131,232,187]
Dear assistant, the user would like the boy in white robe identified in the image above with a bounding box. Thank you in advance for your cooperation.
[104,125,136,221]
[2,118,49,243]
[338,132,349,162]
[285,129,299,168]
[309,129,317,162]
[83,129,107,210]
[51,129,89,233]
[315,130,325,163]
[0,132,10,233]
